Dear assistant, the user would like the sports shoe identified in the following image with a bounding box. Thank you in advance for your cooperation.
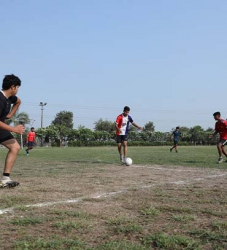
[170,148,172,152]
[218,157,223,164]
[0,177,19,188]
[25,149,29,156]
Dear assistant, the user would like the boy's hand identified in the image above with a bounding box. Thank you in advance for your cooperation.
[13,125,25,134]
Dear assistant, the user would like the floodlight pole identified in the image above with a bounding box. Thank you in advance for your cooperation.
[39,102,47,146]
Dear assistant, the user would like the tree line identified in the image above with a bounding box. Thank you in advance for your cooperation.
[8,111,217,147]
[11,110,218,147]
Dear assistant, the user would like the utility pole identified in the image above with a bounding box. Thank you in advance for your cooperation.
[39,102,47,146]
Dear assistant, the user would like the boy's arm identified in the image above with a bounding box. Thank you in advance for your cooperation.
[0,121,24,134]
[34,134,37,144]
[6,98,21,119]
[209,131,218,138]
[131,122,143,130]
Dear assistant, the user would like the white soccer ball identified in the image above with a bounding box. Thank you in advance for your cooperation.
[125,157,133,166]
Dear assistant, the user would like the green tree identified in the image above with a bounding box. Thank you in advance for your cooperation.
[189,125,205,145]
[52,111,73,129]
[143,121,155,132]
[51,111,74,146]
[6,111,30,126]
[94,119,116,134]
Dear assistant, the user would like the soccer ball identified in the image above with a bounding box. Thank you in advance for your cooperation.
[125,157,133,166]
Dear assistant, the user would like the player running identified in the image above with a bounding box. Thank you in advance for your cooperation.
[25,127,36,156]
[115,106,142,164]
[209,111,227,164]
[170,127,181,153]
[0,74,25,188]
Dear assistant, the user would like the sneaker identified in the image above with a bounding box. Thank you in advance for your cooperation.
[170,148,172,152]
[218,157,223,164]
[25,149,29,156]
[0,178,19,188]
[176,150,178,153]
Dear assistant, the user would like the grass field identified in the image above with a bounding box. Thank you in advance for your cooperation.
[0,146,227,250]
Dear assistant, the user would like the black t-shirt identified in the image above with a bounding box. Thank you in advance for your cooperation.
[0,91,18,122]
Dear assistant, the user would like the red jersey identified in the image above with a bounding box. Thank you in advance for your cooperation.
[27,131,36,142]
[215,119,227,140]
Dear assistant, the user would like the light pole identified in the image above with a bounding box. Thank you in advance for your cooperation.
[39,102,47,146]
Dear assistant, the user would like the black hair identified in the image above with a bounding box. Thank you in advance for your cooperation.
[176,126,180,129]
[123,106,130,112]
[2,74,21,90]
[31,127,34,130]
[213,111,221,117]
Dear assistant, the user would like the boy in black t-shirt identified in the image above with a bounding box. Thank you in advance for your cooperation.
[0,75,25,188]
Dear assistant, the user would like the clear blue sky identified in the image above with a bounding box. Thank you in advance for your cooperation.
[1,0,227,131]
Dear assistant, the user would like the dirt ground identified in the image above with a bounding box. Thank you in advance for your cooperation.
[1,163,227,249]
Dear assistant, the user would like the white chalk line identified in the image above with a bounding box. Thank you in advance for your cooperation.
[0,172,227,216]
[131,165,226,173]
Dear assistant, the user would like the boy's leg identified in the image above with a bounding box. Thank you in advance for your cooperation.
[2,138,20,174]
[26,142,33,155]
[117,143,122,155]
[0,138,20,187]
[117,136,124,162]
[217,143,223,157]
[170,143,176,152]
[217,142,224,163]
[118,143,124,162]
[123,140,128,159]
[221,140,227,158]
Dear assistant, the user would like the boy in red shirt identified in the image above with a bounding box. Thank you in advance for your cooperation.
[25,127,36,155]
[210,112,227,163]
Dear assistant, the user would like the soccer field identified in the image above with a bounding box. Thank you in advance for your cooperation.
[0,146,227,250]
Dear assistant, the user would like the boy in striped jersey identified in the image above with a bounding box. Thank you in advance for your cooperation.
[115,106,142,164]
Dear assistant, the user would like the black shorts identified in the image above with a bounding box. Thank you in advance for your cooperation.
[116,135,128,143]
[28,141,34,147]
[174,141,178,145]
[0,130,14,144]
[219,139,227,146]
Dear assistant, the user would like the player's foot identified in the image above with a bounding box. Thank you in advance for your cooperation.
[25,149,29,156]
[170,148,172,152]
[218,157,223,164]
[176,150,178,153]
[0,177,19,188]
[225,159,227,163]
[120,154,124,162]
[121,157,126,165]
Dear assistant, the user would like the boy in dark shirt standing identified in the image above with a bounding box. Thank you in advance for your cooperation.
[0,74,25,188]
[170,127,181,153]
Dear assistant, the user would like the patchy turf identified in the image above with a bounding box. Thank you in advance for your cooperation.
[0,146,227,249]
